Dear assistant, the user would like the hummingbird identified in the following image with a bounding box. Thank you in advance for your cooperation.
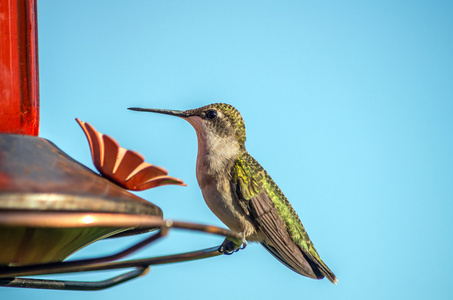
[128,103,337,284]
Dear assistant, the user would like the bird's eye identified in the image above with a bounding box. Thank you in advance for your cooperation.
[205,110,217,119]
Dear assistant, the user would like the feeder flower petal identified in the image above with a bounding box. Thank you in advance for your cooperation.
[76,119,186,190]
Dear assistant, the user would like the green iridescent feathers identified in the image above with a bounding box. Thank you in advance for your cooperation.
[232,153,314,250]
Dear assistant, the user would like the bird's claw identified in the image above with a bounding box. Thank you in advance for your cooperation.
[218,238,247,255]
[239,241,247,250]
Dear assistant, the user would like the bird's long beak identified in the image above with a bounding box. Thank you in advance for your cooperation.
[128,107,189,118]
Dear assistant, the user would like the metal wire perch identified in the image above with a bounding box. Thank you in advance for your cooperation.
[0,220,242,291]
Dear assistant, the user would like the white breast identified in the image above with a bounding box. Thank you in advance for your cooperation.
[186,116,258,238]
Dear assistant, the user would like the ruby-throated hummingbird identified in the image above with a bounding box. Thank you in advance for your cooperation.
[128,103,337,284]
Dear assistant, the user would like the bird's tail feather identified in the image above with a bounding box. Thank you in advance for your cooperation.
[306,250,338,284]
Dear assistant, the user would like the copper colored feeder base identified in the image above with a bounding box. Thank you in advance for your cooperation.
[0,134,163,266]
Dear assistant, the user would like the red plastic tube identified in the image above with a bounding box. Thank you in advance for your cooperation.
[0,0,39,135]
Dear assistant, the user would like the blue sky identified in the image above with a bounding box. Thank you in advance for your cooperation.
[3,1,453,299]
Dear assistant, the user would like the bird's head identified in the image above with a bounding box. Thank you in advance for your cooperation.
[129,103,247,150]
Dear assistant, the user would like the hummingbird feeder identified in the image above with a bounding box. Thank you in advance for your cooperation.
[0,0,240,290]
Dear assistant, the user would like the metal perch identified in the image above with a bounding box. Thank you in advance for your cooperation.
[0,220,241,291]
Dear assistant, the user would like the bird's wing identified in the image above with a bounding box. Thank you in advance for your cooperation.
[232,153,337,283]
[248,190,324,279]
[232,155,321,279]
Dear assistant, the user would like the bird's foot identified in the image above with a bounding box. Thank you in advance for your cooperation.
[218,237,247,255]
